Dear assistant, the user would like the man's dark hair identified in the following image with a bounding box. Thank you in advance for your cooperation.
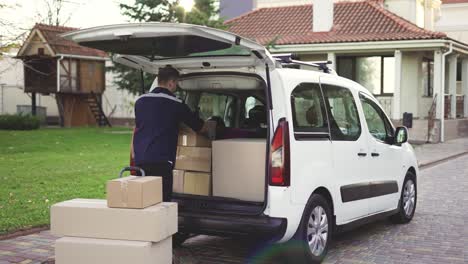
[158,66,180,84]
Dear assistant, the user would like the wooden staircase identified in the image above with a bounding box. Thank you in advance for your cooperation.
[85,92,112,127]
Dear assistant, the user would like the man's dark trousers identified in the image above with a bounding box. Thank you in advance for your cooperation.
[138,162,173,202]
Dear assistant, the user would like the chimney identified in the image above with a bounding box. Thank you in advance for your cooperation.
[313,0,334,32]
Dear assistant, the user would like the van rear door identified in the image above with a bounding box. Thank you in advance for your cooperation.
[61,23,275,72]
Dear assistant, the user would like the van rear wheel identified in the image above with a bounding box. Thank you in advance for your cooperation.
[284,194,332,264]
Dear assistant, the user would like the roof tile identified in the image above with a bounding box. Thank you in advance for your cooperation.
[226,1,447,45]
[33,23,107,58]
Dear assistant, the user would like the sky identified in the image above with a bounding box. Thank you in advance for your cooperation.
[0,0,134,44]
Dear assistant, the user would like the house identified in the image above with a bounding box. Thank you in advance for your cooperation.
[225,0,468,142]
[16,23,111,127]
[2,24,138,127]
[436,0,468,44]
[0,47,59,122]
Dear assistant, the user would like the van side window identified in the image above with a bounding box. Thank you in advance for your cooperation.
[321,85,361,141]
[360,94,394,143]
[290,83,329,138]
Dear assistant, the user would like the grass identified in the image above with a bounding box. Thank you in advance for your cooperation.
[0,127,133,235]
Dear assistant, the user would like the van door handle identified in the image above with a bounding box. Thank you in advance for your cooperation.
[357,152,367,157]
[371,153,380,157]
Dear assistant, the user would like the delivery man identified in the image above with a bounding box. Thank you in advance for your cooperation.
[133,66,205,202]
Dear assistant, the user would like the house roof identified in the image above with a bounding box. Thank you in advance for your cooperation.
[225,1,448,46]
[19,23,107,58]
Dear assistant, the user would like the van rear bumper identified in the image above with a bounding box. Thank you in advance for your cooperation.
[178,212,287,242]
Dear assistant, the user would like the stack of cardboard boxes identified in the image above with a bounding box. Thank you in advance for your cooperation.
[51,176,176,264]
[173,124,213,196]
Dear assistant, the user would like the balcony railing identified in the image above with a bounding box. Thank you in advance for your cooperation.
[444,94,465,118]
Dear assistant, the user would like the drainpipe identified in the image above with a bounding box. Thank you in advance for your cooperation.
[440,42,453,143]
[57,55,63,92]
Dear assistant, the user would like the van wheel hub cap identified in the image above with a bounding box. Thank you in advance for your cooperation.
[307,206,328,256]
[403,180,416,217]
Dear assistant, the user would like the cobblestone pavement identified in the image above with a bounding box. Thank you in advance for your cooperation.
[1,154,467,263]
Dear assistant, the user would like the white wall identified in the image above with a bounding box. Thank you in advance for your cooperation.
[435,2,468,44]
[400,52,422,117]
[385,0,419,26]
[0,51,58,116]
[102,61,138,119]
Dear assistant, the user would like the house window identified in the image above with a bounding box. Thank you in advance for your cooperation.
[337,56,395,96]
[422,58,434,96]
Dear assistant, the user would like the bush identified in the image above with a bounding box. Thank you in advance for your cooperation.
[0,114,41,130]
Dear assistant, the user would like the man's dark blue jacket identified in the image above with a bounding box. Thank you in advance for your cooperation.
[133,88,203,166]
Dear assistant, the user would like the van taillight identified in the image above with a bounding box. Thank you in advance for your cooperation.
[130,128,137,176]
[269,118,290,186]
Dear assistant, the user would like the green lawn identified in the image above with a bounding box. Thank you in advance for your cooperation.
[0,127,133,235]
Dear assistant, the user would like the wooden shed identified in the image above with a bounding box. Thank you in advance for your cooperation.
[16,23,111,127]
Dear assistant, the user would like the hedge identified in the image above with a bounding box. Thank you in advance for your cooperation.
[0,114,41,130]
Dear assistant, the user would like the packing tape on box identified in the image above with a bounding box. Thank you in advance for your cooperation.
[182,135,188,146]
[120,180,129,207]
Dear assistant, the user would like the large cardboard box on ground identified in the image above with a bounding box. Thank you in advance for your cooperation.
[212,139,266,202]
[107,176,162,209]
[51,199,177,242]
[173,170,185,193]
[178,124,211,147]
[55,236,172,264]
[173,170,211,196]
[184,172,211,196]
[175,146,212,172]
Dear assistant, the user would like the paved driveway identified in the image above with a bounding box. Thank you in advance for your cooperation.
[1,155,467,264]
[178,155,468,264]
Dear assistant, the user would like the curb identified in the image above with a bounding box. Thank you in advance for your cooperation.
[419,151,468,170]
[0,225,49,241]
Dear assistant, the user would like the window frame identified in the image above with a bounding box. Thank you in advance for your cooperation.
[422,57,434,97]
[359,92,395,145]
[290,82,331,141]
[337,55,395,96]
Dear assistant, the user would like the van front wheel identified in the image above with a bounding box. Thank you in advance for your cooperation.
[286,194,332,264]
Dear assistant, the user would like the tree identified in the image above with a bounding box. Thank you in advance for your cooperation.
[110,0,225,95]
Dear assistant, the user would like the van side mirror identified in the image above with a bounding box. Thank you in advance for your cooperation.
[394,126,408,145]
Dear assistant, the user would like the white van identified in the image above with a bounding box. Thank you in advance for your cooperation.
[63,23,419,263]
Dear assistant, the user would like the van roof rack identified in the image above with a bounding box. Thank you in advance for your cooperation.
[272,53,336,75]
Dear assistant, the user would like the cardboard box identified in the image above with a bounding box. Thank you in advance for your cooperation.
[173,170,185,193]
[55,236,171,264]
[175,146,212,172]
[184,172,211,196]
[51,199,177,242]
[107,176,162,209]
[212,139,266,202]
[178,124,211,147]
